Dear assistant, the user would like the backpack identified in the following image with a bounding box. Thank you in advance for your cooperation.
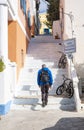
[40,70,49,82]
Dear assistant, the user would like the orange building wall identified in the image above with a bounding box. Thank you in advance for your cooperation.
[16,22,27,77]
[31,15,35,37]
[8,21,17,62]
[8,21,29,79]
[8,0,31,80]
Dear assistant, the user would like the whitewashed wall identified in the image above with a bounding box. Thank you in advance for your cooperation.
[53,20,61,39]
[64,0,84,77]
[7,0,18,15]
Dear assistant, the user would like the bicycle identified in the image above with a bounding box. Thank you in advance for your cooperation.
[58,51,67,69]
[56,75,74,98]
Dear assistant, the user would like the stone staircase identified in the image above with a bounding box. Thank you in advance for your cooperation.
[11,35,75,111]
[11,96,75,111]
[30,34,62,43]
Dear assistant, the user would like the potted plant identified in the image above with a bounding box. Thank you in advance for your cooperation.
[55,32,60,39]
[0,58,6,72]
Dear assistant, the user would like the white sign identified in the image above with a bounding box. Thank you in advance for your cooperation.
[63,38,76,54]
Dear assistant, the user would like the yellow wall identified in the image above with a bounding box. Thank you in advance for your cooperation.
[39,13,52,34]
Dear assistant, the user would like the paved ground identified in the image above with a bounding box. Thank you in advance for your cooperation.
[0,109,84,130]
[0,35,83,130]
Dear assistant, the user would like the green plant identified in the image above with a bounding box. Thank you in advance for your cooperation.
[0,59,6,72]
[45,0,60,29]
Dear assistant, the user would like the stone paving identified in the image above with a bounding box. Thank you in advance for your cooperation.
[0,109,84,130]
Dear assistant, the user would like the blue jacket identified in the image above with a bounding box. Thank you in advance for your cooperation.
[37,67,53,86]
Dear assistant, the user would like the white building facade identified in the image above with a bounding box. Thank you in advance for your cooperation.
[0,0,18,115]
[62,0,84,78]
[0,0,39,116]
[0,0,31,115]
[59,0,84,111]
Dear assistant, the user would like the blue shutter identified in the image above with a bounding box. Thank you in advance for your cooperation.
[28,10,31,29]
[20,0,23,8]
[23,0,26,15]
[20,0,26,15]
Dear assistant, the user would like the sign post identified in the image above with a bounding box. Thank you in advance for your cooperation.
[63,38,76,78]
[63,38,76,54]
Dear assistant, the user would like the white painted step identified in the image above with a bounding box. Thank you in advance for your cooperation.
[11,96,75,111]
[11,103,75,111]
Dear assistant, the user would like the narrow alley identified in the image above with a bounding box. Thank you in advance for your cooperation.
[11,35,75,111]
[0,0,84,129]
[0,35,84,130]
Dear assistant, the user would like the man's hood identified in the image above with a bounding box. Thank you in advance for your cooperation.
[42,67,49,71]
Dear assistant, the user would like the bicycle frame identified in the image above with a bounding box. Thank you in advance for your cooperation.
[56,75,74,98]
[58,52,67,69]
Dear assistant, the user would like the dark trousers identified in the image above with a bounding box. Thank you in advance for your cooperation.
[41,84,50,103]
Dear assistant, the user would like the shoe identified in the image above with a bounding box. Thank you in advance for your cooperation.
[42,101,45,107]
[45,101,48,105]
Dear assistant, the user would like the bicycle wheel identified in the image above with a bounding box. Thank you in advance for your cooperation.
[62,63,66,69]
[58,62,62,68]
[66,82,74,98]
[56,85,64,95]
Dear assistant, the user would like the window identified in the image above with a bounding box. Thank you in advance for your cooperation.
[20,0,26,15]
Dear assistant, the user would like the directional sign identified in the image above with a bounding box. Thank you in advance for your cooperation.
[63,38,76,54]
